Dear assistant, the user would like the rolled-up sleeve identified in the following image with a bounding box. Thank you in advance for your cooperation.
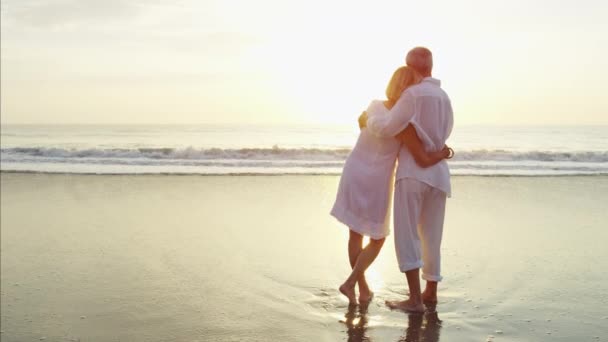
[367,91,416,137]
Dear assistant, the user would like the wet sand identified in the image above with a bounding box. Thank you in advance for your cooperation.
[1,174,607,341]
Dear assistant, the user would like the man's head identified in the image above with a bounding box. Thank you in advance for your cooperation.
[405,47,433,77]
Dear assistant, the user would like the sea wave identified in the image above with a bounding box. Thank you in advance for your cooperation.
[2,146,608,176]
[3,146,608,163]
[455,150,608,162]
[1,146,352,161]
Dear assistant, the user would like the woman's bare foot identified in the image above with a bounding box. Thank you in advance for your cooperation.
[358,279,373,304]
[385,299,425,313]
[339,283,357,305]
[359,290,374,304]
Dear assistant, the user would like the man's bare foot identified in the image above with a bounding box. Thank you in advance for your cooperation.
[421,291,437,304]
[385,299,425,313]
[403,290,436,303]
[339,283,357,305]
[359,290,374,304]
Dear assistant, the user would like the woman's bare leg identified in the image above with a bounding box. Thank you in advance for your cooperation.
[340,234,386,304]
[340,230,363,304]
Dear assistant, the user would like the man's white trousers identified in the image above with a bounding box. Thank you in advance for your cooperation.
[393,178,447,282]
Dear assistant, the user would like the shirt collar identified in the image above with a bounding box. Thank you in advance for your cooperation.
[422,77,441,86]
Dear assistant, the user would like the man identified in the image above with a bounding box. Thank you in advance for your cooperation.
[361,47,453,312]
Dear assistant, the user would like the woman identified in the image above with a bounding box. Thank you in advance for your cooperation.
[331,66,452,305]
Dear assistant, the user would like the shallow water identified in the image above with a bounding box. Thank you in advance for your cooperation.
[1,174,607,341]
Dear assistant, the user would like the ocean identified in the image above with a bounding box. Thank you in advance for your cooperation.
[1,124,607,176]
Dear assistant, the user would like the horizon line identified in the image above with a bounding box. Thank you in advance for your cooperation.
[2,122,608,127]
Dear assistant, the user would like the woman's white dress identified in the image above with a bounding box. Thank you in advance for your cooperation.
[330,100,401,239]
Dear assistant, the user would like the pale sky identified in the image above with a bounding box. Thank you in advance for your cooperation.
[1,0,607,125]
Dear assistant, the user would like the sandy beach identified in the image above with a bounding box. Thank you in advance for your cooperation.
[1,173,607,341]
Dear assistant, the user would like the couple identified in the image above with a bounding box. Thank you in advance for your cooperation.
[331,47,454,313]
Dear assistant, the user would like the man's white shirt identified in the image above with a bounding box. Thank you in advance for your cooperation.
[367,77,453,196]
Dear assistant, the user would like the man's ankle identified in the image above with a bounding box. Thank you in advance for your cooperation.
[408,294,423,304]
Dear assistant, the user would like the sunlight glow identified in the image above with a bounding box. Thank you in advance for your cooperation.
[1,0,607,125]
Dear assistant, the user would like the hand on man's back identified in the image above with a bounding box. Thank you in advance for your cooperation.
[358,111,368,129]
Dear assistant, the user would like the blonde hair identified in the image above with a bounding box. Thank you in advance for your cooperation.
[385,66,422,108]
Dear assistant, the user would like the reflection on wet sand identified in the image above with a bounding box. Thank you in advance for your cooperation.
[342,303,371,342]
[341,303,442,342]
[399,304,442,342]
